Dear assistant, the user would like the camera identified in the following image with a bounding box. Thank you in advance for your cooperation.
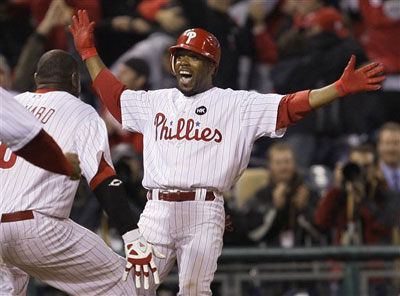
[342,162,365,183]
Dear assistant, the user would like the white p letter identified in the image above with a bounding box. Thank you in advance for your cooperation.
[184,31,197,44]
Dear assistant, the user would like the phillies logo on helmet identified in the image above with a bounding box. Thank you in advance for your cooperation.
[184,30,197,44]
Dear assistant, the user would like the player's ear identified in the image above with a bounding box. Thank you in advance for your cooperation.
[209,62,218,76]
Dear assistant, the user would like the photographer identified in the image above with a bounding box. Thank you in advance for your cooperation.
[314,145,397,245]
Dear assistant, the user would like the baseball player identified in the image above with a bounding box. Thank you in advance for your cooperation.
[70,10,386,295]
[0,87,80,179]
[0,50,145,295]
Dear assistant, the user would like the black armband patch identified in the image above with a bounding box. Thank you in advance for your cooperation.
[93,175,138,235]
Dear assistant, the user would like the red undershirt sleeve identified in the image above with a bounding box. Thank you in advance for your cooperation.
[92,68,128,124]
[89,154,116,191]
[276,90,313,130]
[15,129,72,176]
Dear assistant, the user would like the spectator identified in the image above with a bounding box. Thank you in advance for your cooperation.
[12,0,71,92]
[116,57,151,91]
[343,0,400,124]
[110,32,177,90]
[94,1,152,67]
[243,143,321,248]
[137,0,187,35]
[245,0,279,93]
[315,143,399,296]
[25,0,101,51]
[377,122,400,193]
[229,143,322,295]
[315,144,397,245]
[346,0,400,75]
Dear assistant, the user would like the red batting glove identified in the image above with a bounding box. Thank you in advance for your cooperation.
[334,55,386,97]
[68,10,98,61]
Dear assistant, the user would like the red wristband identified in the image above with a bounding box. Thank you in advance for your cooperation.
[80,47,98,61]
[334,79,347,97]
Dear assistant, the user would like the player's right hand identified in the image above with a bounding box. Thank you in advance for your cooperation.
[65,152,81,180]
[69,10,98,60]
[122,229,165,290]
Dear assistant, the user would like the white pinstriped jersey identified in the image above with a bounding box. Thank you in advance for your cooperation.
[0,91,113,218]
[0,87,42,151]
[121,87,285,192]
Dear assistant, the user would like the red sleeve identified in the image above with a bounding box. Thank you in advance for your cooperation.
[137,0,170,21]
[92,68,127,124]
[89,154,116,190]
[15,129,72,176]
[276,90,312,130]
[314,187,344,229]
[253,29,278,64]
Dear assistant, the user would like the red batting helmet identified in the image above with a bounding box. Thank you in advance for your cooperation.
[169,28,221,75]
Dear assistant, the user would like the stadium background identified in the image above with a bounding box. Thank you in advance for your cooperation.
[1,0,399,295]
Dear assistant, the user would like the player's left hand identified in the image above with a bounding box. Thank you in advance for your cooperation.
[65,152,81,180]
[334,55,386,97]
[122,229,165,289]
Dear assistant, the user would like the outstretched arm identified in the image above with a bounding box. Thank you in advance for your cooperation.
[276,55,385,129]
[309,55,385,109]
[69,10,126,123]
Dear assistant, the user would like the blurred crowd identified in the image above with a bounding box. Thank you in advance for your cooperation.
[1,0,399,295]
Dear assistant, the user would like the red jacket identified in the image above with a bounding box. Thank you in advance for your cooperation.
[314,186,394,245]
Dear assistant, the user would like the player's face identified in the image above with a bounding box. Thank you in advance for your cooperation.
[174,49,215,96]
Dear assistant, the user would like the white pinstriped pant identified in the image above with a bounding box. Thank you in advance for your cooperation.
[137,197,225,296]
[0,211,137,296]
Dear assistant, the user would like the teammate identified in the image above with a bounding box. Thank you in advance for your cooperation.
[0,50,145,295]
[70,10,386,295]
[0,87,80,179]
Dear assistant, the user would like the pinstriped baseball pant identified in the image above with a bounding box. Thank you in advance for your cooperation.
[137,199,225,296]
[0,211,137,296]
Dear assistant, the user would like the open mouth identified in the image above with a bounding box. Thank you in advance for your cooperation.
[179,70,193,85]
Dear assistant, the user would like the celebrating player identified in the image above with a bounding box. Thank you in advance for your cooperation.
[0,50,142,295]
[70,10,386,295]
[0,87,81,179]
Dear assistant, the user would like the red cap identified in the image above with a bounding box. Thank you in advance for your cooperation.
[307,7,349,39]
